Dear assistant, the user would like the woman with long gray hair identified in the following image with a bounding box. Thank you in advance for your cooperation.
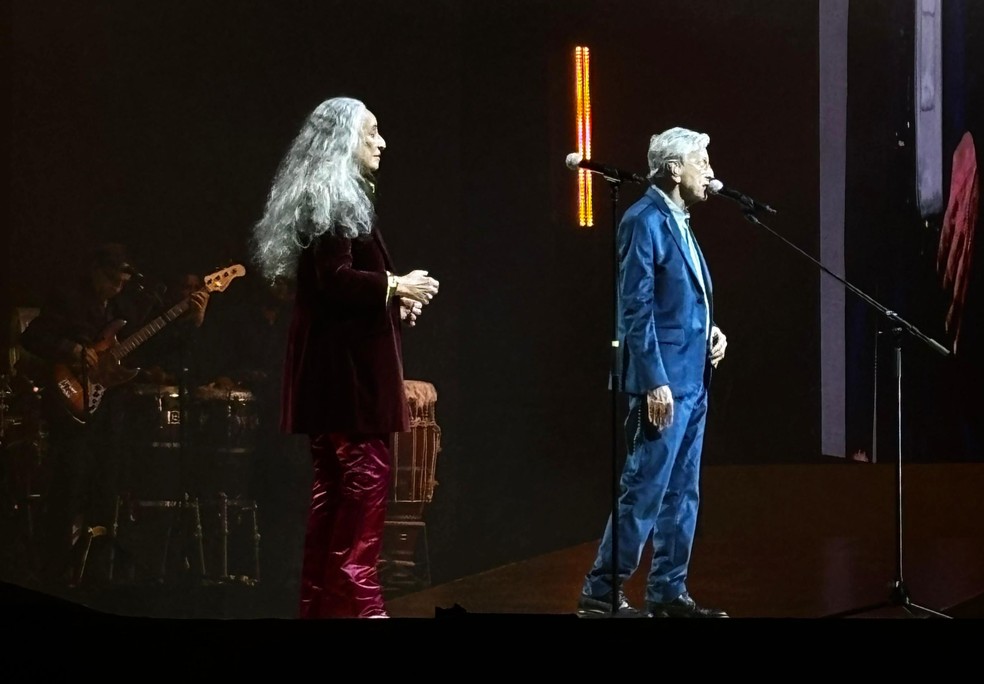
[252,96,439,618]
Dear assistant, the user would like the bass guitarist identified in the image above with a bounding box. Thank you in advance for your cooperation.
[19,243,209,588]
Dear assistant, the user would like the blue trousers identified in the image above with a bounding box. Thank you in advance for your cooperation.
[583,386,707,604]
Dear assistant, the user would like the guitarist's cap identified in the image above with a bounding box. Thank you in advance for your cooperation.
[88,242,139,277]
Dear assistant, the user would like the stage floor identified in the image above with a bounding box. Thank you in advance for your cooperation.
[387,462,984,619]
[3,462,983,620]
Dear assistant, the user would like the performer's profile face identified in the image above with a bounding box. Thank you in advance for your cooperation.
[93,268,130,300]
[678,149,713,206]
[356,110,386,174]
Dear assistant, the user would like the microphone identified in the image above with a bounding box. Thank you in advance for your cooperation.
[146,283,167,307]
[707,179,777,214]
[566,153,649,185]
[130,274,166,307]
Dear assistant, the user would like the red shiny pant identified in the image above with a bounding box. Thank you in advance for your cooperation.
[299,433,392,618]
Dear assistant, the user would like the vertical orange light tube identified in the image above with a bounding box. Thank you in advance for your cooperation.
[575,46,593,227]
[583,47,593,227]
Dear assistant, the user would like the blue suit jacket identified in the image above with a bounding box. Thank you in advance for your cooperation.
[617,187,714,396]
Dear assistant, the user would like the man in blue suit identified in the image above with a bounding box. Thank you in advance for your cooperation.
[579,127,729,618]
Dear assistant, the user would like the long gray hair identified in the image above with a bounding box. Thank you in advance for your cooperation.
[252,97,375,281]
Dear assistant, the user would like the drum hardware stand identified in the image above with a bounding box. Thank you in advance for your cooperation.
[0,373,40,580]
[63,337,116,586]
[176,335,201,578]
[380,518,431,591]
[209,492,261,585]
[75,524,111,586]
[107,493,205,584]
[70,347,107,587]
[189,351,261,586]
[0,374,14,518]
[0,373,11,443]
[163,330,207,582]
[106,327,208,585]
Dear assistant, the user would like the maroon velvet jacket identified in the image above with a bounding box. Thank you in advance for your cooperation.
[280,223,410,436]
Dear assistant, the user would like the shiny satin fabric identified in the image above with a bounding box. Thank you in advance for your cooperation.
[938,131,979,353]
[299,433,391,618]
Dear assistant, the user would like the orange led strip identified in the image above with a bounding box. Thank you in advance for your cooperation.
[575,46,593,227]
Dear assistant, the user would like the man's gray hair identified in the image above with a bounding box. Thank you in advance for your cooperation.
[647,127,710,181]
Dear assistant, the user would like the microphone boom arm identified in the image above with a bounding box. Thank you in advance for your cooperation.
[740,210,948,356]
[566,153,649,185]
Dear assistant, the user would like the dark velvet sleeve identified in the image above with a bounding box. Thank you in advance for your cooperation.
[312,235,388,312]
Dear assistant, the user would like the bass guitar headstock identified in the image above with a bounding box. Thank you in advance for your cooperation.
[203,264,246,293]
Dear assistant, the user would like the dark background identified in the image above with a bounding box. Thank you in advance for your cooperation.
[843,0,984,466]
[4,0,980,593]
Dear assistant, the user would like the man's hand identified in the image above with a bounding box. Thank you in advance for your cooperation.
[400,297,422,327]
[188,290,210,327]
[72,344,99,367]
[710,325,727,368]
[646,385,674,430]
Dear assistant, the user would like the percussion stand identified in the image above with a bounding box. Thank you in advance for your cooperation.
[0,373,9,443]
[73,347,119,587]
[176,327,261,587]
[108,329,206,586]
[0,372,33,578]
[0,374,16,515]
[173,331,206,582]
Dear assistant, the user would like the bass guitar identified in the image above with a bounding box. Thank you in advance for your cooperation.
[52,264,245,422]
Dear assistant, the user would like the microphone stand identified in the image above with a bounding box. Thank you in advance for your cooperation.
[605,178,622,617]
[737,208,951,619]
[571,159,649,616]
[587,167,651,617]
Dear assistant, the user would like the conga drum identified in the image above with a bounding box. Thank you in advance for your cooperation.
[192,384,259,499]
[192,383,261,582]
[118,384,186,501]
[389,380,441,518]
[382,380,441,590]
[124,384,183,448]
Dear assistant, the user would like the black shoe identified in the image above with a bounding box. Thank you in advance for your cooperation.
[577,590,645,618]
[647,592,729,618]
